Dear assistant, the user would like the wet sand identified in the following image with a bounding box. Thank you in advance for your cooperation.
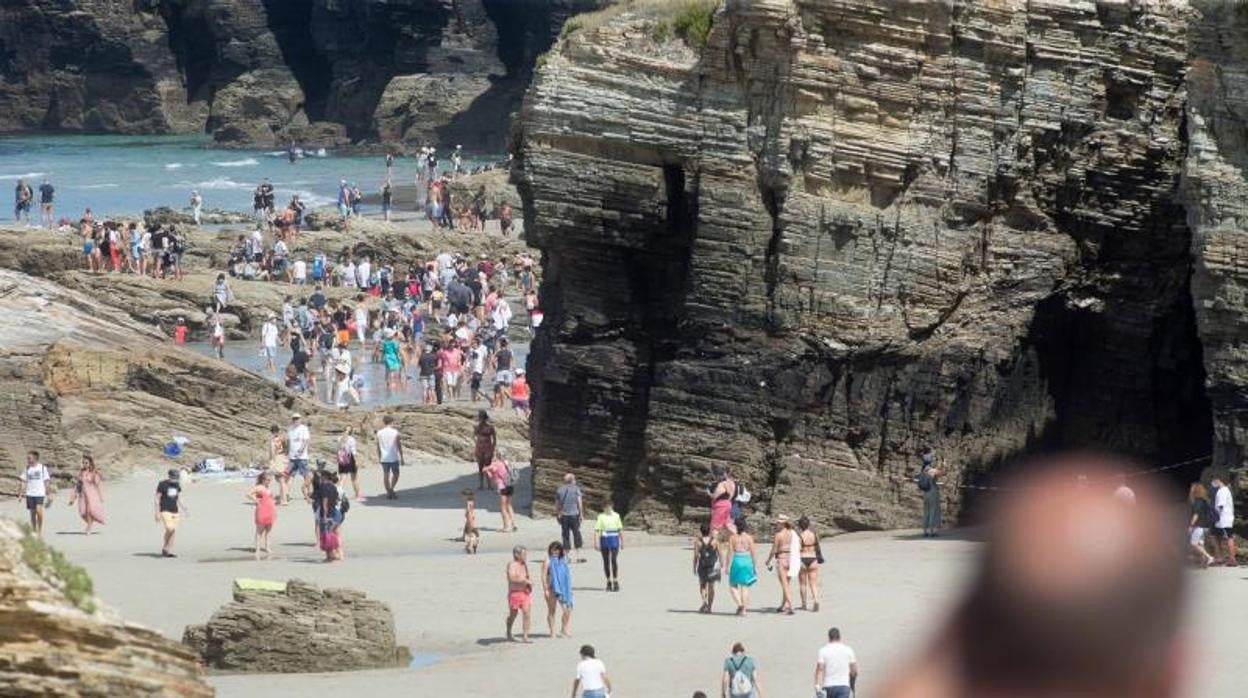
[2,461,1243,697]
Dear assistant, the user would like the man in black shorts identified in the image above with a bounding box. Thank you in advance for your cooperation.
[154,469,188,557]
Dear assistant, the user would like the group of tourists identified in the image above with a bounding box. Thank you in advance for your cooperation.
[75,213,186,278]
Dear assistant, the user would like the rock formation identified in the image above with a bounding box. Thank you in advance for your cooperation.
[0,518,213,696]
[183,579,402,673]
[514,0,1218,532]
[0,0,606,149]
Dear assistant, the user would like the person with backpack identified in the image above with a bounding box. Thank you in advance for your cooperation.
[486,454,518,532]
[917,452,942,537]
[693,521,721,613]
[722,642,763,698]
[1188,482,1216,568]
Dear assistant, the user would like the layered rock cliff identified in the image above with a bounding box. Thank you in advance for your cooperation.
[515,0,1217,532]
[0,0,604,149]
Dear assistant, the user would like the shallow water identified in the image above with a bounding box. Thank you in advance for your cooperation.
[182,340,529,409]
[0,134,497,219]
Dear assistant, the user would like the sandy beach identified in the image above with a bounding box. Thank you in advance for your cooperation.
[1,459,1243,697]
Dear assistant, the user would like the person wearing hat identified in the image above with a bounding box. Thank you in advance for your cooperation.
[281,412,312,505]
[154,468,188,558]
[764,514,798,614]
[918,451,942,537]
[509,368,531,418]
[261,311,281,372]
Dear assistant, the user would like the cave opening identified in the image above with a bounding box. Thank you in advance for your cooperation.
[259,0,332,122]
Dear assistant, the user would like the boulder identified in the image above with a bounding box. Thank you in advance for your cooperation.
[183,579,404,673]
[0,519,212,696]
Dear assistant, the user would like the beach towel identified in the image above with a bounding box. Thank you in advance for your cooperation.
[549,556,574,608]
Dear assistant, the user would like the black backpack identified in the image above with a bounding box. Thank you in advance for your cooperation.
[916,471,933,492]
[697,537,719,575]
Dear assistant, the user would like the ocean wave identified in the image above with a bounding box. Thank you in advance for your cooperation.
[211,158,259,167]
[165,163,185,170]
[0,171,46,180]
[179,177,253,191]
[80,183,120,189]
[290,190,335,209]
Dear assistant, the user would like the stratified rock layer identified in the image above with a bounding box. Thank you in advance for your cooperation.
[515,0,1212,532]
[183,579,401,673]
[0,519,213,696]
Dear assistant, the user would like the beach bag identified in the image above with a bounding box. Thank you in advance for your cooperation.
[697,538,720,577]
[504,461,519,488]
[729,657,752,696]
[336,447,353,468]
[319,528,339,552]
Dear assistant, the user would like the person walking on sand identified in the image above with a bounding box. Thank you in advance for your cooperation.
[67,455,106,535]
[704,466,738,536]
[797,515,822,611]
[337,426,362,501]
[1188,482,1216,568]
[247,472,277,559]
[485,455,518,532]
[281,412,312,505]
[555,473,585,562]
[1211,475,1238,566]
[154,468,186,558]
[917,452,942,537]
[18,451,53,537]
[814,627,858,698]
[506,545,533,643]
[572,645,612,698]
[473,410,497,490]
[594,500,624,592]
[694,521,721,613]
[462,489,480,554]
[376,415,404,500]
[542,541,574,637]
[764,514,797,615]
[266,425,287,475]
[728,517,758,615]
[723,642,763,698]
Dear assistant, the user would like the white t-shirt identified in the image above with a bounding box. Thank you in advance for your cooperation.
[575,658,607,691]
[262,321,279,348]
[293,260,307,280]
[273,240,288,260]
[817,642,857,688]
[376,426,401,463]
[470,345,487,373]
[287,423,310,459]
[354,307,369,329]
[1215,485,1235,528]
[21,463,50,497]
[357,261,372,288]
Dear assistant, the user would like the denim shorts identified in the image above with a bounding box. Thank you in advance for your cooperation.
[381,461,400,475]
[287,458,309,477]
[581,690,606,698]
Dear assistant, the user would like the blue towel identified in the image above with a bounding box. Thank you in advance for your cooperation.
[549,556,573,608]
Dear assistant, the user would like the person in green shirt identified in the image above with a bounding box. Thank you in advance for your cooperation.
[594,501,624,592]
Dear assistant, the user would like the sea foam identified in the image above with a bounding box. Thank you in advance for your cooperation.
[211,158,259,167]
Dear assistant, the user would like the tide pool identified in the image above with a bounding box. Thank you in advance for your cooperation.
[0,134,497,220]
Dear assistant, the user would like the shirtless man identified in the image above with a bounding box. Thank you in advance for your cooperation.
[506,546,533,643]
[765,514,796,615]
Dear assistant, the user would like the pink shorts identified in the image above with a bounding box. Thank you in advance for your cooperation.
[508,589,531,611]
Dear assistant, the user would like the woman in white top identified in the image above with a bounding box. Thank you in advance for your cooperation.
[572,644,611,698]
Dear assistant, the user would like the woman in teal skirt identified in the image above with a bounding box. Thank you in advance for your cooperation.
[727,516,758,616]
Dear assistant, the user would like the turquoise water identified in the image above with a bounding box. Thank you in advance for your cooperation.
[0,134,496,219]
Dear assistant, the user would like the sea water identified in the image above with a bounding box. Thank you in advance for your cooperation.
[0,134,497,219]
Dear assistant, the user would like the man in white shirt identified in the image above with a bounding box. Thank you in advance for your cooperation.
[1211,476,1238,567]
[281,413,312,504]
[468,338,488,401]
[261,313,280,372]
[375,415,404,500]
[17,450,53,536]
[357,257,372,290]
[353,300,370,349]
[814,627,858,698]
[292,258,307,285]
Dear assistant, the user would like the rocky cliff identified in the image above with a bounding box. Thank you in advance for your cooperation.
[0,518,213,696]
[0,0,604,149]
[514,0,1220,532]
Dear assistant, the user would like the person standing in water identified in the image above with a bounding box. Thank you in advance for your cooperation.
[542,541,574,638]
[154,468,186,558]
[18,451,53,537]
[67,455,106,535]
[594,500,624,592]
[38,178,54,228]
[247,472,277,559]
[505,545,533,643]
[728,516,758,615]
[190,190,203,226]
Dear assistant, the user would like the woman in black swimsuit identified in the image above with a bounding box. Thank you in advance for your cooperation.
[797,515,821,612]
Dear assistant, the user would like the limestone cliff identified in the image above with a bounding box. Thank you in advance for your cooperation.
[0,518,213,696]
[515,0,1214,532]
[0,0,605,149]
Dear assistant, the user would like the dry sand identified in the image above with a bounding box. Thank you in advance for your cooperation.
[2,460,1243,697]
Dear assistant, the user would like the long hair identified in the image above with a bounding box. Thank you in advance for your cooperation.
[1189,482,1208,503]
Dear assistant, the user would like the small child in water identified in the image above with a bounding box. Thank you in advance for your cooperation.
[462,488,478,554]
[173,317,187,344]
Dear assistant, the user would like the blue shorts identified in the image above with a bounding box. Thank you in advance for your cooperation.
[381,461,400,476]
[287,458,309,477]
[25,496,44,511]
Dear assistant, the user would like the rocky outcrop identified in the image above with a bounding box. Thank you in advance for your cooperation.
[0,518,213,696]
[183,579,403,673]
[0,0,606,149]
[1184,0,1248,505]
[515,1,1214,532]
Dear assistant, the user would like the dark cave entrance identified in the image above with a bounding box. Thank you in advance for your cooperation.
[970,277,1213,511]
[260,0,332,122]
